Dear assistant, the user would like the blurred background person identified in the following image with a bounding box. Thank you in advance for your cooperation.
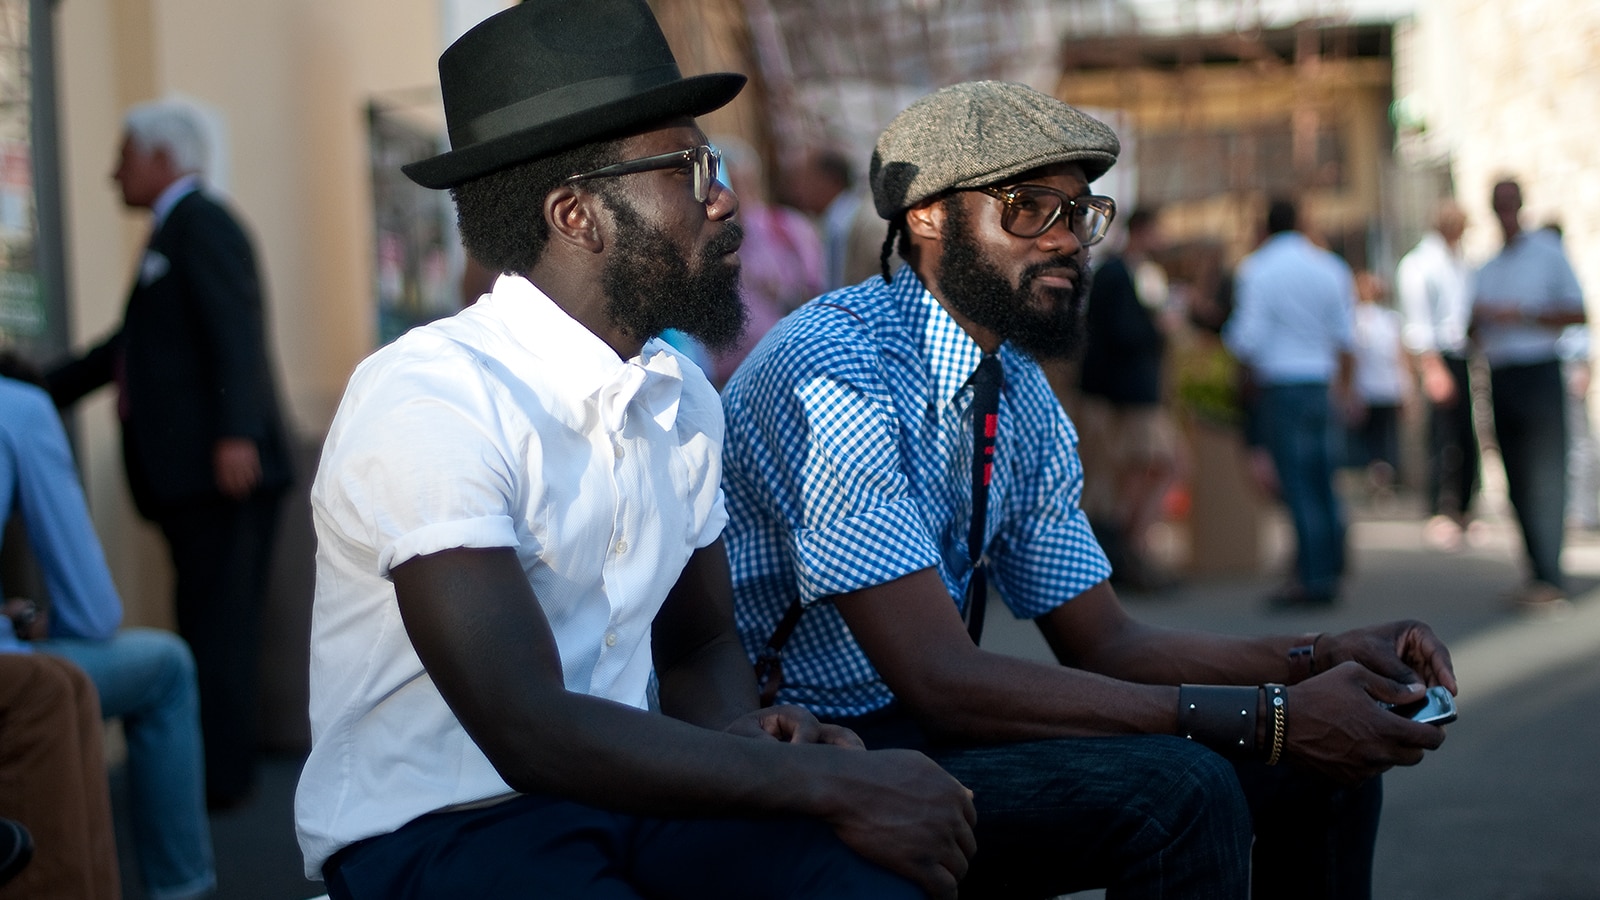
[1397,199,1480,551]
[1469,179,1586,614]
[1558,323,1600,531]
[706,135,824,387]
[0,653,117,900]
[1224,198,1356,609]
[783,145,859,291]
[1,355,214,899]
[1078,207,1184,590]
[1543,223,1600,533]
[46,97,292,810]
[1345,270,1411,506]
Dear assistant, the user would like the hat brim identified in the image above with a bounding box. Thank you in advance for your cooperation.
[402,71,746,189]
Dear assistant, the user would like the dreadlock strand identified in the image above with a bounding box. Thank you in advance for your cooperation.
[879,221,901,283]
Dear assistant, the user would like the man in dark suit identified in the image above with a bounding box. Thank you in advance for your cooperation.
[49,97,291,810]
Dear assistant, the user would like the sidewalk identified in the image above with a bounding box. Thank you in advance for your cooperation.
[112,500,1600,899]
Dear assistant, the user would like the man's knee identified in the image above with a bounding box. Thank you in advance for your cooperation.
[1144,736,1251,833]
[124,627,199,690]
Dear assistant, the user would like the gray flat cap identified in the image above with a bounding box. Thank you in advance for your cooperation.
[869,81,1121,219]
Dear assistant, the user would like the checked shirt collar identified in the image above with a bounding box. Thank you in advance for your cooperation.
[892,265,994,412]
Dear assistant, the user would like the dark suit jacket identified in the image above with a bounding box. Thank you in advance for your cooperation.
[48,189,291,519]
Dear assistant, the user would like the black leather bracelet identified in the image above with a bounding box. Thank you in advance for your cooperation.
[1177,684,1259,756]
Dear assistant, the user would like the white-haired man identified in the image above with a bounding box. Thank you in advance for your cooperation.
[48,96,292,811]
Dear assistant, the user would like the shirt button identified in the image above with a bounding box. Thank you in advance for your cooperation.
[614,443,625,459]
[604,632,618,647]
[615,539,628,554]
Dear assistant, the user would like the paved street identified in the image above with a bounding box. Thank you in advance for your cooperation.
[112,499,1600,899]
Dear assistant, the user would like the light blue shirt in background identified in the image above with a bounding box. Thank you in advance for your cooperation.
[1471,229,1584,368]
[1224,231,1355,385]
[0,376,123,651]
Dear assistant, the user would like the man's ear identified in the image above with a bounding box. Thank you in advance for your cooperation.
[545,185,604,253]
[151,147,186,182]
[904,196,946,242]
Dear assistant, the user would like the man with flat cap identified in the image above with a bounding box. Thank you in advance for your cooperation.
[293,3,975,898]
[722,80,1458,898]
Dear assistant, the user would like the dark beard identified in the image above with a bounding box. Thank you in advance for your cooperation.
[935,197,1088,360]
[600,196,747,352]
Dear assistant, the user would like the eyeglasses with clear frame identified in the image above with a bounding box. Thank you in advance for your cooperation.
[564,144,722,204]
[974,185,1117,245]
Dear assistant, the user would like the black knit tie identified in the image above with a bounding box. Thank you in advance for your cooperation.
[965,354,1001,643]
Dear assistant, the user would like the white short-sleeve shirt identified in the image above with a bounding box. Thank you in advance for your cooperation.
[294,275,727,878]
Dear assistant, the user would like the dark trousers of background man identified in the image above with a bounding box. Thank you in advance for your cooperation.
[157,489,283,808]
[1427,355,1480,521]
[1489,360,1568,589]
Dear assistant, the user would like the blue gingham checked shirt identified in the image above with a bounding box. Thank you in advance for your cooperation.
[722,264,1112,718]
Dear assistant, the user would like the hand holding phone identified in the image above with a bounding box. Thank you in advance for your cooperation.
[1386,685,1456,725]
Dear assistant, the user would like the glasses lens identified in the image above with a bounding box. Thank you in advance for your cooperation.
[987,187,1116,244]
[694,146,719,204]
[1001,188,1063,239]
[1074,197,1116,246]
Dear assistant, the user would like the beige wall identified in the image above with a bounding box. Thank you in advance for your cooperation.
[1406,0,1600,298]
[56,0,450,623]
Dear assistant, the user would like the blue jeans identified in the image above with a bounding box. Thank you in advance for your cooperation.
[324,792,921,900]
[1490,360,1568,587]
[42,628,215,900]
[1261,383,1346,596]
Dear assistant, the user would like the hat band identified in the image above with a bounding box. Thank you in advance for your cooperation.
[450,64,683,148]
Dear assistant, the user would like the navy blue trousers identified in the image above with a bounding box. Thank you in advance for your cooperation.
[1490,360,1569,587]
[323,792,920,900]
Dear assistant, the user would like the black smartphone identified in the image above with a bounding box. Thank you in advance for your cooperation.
[1387,685,1456,725]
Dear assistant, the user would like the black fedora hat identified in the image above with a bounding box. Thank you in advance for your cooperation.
[403,0,746,189]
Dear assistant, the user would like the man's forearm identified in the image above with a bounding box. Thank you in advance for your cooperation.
[655,632,761,730]
[1071,618,1318,688]
[484,684,839,816]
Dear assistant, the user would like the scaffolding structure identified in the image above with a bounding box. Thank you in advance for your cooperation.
[652,0,1439,273]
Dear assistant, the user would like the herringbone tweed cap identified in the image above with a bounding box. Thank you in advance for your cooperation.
[869,80,1121,219]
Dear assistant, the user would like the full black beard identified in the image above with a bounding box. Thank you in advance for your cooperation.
[600,196,747,353]
[935,197,1089,360]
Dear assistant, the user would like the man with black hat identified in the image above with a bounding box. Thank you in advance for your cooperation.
[293,4,974,898]
[722,81,1458,898]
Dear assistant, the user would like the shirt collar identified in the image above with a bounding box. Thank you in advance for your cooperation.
[478,274,683,432]
[893,264,989,405]
[1420,231,1457,258]
[150,174,202,230]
